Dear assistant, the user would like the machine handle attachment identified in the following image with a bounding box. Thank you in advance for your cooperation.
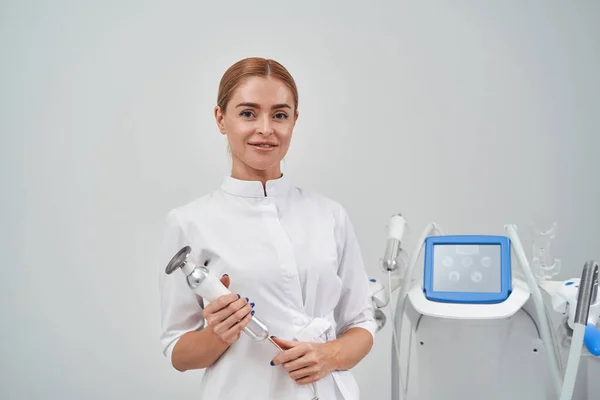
[576,261,600,357]
[574,260,599,325]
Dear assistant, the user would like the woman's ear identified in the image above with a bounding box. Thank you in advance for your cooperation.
[214,105,226,135]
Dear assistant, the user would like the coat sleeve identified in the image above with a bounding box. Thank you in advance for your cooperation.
[333,206,378,339]
[158,209,205,366]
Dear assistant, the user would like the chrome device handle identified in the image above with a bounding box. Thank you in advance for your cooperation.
[574,260,599,325]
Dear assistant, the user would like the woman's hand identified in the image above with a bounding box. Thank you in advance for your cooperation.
[270,337,341,385]
[202,275,254,345]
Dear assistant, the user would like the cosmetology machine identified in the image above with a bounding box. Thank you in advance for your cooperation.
[367,214,600,400]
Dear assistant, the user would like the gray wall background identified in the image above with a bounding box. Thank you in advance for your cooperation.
[1,1,599,399]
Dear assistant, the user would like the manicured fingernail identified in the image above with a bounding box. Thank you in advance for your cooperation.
[245,297,249,302]
[222,273,228,277]
[237,294,240,299]
[270,335,276,339]
[250,302,255,307]
[251,310,255,316]
[270,361,274,366]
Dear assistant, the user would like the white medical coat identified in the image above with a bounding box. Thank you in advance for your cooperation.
[158,175,377,400]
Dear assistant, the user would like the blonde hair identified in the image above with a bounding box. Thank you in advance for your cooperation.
[217,57,299,112]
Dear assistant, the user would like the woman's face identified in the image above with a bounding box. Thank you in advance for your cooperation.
[215,76,298,179]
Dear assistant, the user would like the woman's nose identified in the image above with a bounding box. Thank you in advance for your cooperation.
[258,116,274,136]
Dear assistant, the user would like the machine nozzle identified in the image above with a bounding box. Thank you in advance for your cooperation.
[165,246,193,275]
[381,213,408,273]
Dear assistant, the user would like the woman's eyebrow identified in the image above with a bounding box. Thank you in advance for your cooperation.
[236,102,291,110]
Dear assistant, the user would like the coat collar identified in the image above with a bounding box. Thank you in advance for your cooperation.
[220,174,292,198]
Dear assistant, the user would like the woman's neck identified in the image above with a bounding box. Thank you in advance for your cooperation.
[231,159,282,194]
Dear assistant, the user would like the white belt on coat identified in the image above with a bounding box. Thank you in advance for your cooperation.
[292,314,358,400]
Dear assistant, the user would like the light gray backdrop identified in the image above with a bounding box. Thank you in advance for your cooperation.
[1,1,599,399]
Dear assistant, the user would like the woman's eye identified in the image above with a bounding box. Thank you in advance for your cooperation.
[240,110,255,118]
[274,112,288,120]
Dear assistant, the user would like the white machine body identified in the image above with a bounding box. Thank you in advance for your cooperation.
[398,279,555,400]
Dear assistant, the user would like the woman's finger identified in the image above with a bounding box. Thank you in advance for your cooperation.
[219,274,230,288]
[282,352,318,372]
[271,337,298,350]
[289,365,320,381]
[222,310,253,342]
[210,297,247,324]
[215,303,252,332]
[203,293,239,315]
[295,373,321,386]
[272,343,310,366]
[233,310,253,334]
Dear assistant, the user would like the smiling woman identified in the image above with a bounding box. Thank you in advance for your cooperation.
[158,57,376,400]
[214,58,299,191]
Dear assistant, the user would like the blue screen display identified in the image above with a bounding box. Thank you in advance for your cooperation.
[423,235,512,304]
[432,244,501,293]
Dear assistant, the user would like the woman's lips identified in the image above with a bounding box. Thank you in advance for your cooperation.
[249,143,278,151]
